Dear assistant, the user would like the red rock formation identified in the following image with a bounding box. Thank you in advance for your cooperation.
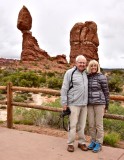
[52,54,67,64]
[17,6,67,64]
[70,21,99,64]
[17,6,99,67]
[17,6,50,61]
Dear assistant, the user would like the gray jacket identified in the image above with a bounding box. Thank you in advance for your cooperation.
[88,73,109,109]
[61,66,88,107]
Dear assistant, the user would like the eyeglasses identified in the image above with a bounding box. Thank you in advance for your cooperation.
[77,61,86,64]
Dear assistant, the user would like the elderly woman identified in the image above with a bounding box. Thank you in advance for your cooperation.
[87,60,109,153]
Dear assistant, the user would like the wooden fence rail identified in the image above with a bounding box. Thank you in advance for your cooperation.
[0,82,124,129]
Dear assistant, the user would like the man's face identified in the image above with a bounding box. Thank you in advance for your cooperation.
[76,58,87,72]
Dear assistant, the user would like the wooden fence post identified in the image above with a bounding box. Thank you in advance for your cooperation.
[7,82,13,128]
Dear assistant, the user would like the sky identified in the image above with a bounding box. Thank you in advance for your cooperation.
[0,0,124,68]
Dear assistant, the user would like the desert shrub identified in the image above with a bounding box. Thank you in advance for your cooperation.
[13,107,34,125]
[43,98,61,108]
[104,101,124,140]
[104,119,124,140]
[8,71,41,87]
[104,132,120,147]
[1,76,12,85]
[0,105,6,109]
[2,70,11,76]
[108,75,123,92]
[37,70,42,74]
[0,94,6,100]
[17,67,23,71]
[0,89,7,94]
[13,98,64,128]
[0,69,3,74]
[47,77,62,89]
[39,76,46,84]
[108,70,124,93]
[111,70,124,74]
[13,107,60,127]
[13,95,26,102]
[0,69,64,89]
[46,71,55,77]
[18,72,40,87]
[27,93,32,97]
[13,92,32,102]
[43,98,68,128]
[0,121,4,124]
[0,70,40,87]
[44,64,50,69]
[108,101,124,115]
[32,62,37,66]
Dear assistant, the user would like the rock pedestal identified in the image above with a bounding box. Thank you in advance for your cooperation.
[17,6,50,61]
[17,6,67,64]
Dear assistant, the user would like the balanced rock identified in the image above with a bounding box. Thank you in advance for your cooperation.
[17,6,32,31]
[17,6,50,61]
[70,21,99,64]
[17,6,67,64]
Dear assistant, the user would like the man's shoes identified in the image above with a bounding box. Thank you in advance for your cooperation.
[93,142,102,153]
[78,143,88,151]
[67,145,74,152]
[88,140,96,150]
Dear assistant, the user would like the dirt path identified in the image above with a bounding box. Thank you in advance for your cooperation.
[0,110,7,121]
[31,94,43,105]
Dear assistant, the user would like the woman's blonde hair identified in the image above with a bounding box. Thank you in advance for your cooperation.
[87,60,101,73]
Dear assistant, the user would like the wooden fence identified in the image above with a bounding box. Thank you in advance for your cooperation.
[0,82,124,129]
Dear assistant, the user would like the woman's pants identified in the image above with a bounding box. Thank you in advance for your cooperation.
[87,105,105,144]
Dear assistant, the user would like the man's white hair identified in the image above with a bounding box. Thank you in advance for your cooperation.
[76,55,86,62]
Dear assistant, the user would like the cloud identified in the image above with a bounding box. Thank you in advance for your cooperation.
[0,0,124,68]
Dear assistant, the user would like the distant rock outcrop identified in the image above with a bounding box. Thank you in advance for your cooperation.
[70,21,99,64]
[52,54,67,64]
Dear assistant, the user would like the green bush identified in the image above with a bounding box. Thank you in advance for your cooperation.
[13,107,35,125]
[104,132,120,147]
[0,71,41,87]
[13,95,26,102]
[0,69,64,89]
[104,119,124,140]
[108,70,124,93]
[108,101,124,115]
[47,77,62,89]
[0,121,4,124]
[13,107,60,127]
[18,71,40,87]
[104,101,124,140]
[0,94,6,100]
[0,105,6,109]
[39,76,46,84]
[47,71,55,77]
[13,98,63,128]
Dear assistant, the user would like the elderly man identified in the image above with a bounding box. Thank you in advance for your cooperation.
[61,55,88,152]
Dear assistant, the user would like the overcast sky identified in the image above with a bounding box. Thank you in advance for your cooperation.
[0,0,124,68]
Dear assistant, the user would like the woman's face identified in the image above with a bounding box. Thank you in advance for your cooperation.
[90,64,98,73]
